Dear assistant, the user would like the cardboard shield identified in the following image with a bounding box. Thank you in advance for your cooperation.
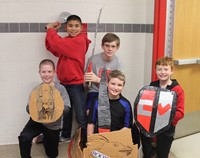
[134,86,177,137]
[83,129,138,158]
[29,83,64,123]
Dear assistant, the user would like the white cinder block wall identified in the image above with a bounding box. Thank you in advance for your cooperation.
[0,0,154,145]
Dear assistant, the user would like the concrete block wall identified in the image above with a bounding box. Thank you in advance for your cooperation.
[0,0,154,145]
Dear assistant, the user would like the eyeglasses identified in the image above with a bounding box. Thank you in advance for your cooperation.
[103,43,118,49]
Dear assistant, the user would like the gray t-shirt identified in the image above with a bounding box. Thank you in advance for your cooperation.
[86,52,122,93]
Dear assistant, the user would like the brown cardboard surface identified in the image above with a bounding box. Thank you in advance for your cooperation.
[29,83,64,123]
[68,128,83,158]
[83,129,138,158]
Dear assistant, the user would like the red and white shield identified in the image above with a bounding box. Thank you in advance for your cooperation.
[134,86,177,137]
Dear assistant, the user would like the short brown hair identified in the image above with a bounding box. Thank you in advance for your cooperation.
[156,56,175,70]
[102,33,120,47]
[108,70,126,85]
[39,59,55,70]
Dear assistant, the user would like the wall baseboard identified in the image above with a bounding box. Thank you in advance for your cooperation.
[175,111,200,139]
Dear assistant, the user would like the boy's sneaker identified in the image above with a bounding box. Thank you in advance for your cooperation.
[34,134,44,144]
[59,136,71,143]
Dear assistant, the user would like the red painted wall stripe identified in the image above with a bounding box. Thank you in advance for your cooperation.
[82,23,88,34]
[152,0,167,81]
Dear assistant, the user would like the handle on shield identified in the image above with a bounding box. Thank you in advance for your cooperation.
[87,62,93,87]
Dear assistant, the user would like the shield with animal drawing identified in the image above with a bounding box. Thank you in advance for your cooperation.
[29,83,64,123]
[134,86,177,137]
[83,129,138,158]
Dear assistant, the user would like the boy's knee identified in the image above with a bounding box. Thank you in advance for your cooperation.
[18,134,32,144]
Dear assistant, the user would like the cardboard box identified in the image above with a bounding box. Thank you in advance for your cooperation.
[83,129,138,158]
[68,128,83,158]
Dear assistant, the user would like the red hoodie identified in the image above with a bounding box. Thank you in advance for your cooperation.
[45,29,91,84]
[150,79,184,126]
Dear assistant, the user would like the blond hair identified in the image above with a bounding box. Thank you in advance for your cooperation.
[108,70,126,85]
[39,59,55,70]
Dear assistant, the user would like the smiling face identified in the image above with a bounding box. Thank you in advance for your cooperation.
[107,77,124,99]
[102,41,119,61]
[156,64,174,83]
[39,64,55,84]
[65,20,82,37]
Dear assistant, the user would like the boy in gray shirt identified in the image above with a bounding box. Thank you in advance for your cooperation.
[18,59,70,158]
[84,33,122,114]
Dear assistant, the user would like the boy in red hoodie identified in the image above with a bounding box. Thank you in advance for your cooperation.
[45,15,91,147]
[140,56,184,158]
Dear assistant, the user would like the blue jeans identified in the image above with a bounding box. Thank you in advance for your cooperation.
[86,92,99,110]
[61,84,87,138]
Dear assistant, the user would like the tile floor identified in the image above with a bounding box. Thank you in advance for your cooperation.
[170,132,200,158]
[0,132,199,158]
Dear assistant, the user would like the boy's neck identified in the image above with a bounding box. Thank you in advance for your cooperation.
[108,94,120,100]
[69,33,81,38]
[159,79,172,88]
[103,53,113,62]
[44,81,54,86]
